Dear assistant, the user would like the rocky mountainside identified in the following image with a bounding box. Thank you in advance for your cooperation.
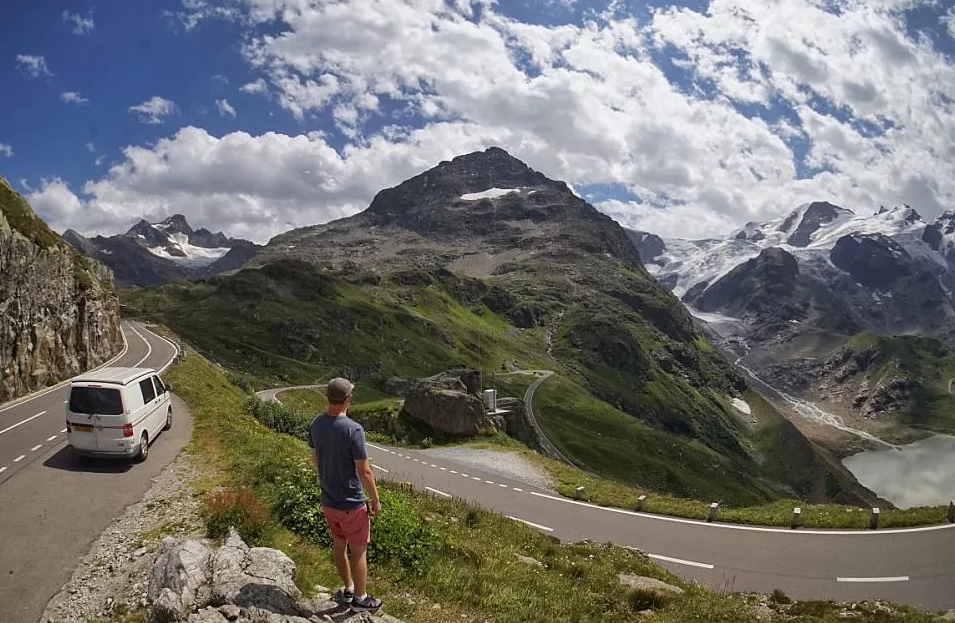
[630,201,955,448]
[63,215,260,286]
[0,178,122,402]
[256,147,750,456]
[124,147,887,506]
[633,202,955,342]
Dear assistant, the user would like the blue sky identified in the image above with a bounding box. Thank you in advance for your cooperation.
[3,0,955,242]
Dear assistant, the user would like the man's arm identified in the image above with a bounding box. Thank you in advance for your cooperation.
[355,459,380,516]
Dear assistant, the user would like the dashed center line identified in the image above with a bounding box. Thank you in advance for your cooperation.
[60,428,67,433]
[472,477,481,481]
[484,480,494,484]
[371,464,389,473]
[0,466,7,475]
[47,435,58,442]
[439,467,447,471]
[429,464,437,468]
[513,488,523,492]
[13,455,26,463]
[498,484,508,488]
[450,470,458,474]
[508,516,554,532]
[30,444,42,452]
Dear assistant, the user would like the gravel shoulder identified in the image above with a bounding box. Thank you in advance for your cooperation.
[41,452,207,623]
[420,446,554,491]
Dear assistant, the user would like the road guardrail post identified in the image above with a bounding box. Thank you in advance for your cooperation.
[791,507,801,529]
[948,500,954,523]
[870,507,880,530]
[574,486,585,500]
[708,502,719,522]
[635,495,647,512]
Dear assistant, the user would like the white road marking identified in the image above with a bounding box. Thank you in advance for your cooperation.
[60,428,67,433]
[440,467,447,471]
[429,464,437,468]
[14,455,26,463]
[0,466,7,475]
[513,488,523,492]
[461,473,469,477]
[0,411,48,437]
[129,323,153,367]
[371,464,389,473]
[472,477,481,481]
[484,480,494,484]
[648,554,715,570]
[47,435,57,441]
[425,487,452,498]
[450,470,458,474]
[837,576,909,583]
[63,400,68,404]
[30,444,42,452]
[498,484,508,488]
[528,491,955,536]
[508,516,554,532]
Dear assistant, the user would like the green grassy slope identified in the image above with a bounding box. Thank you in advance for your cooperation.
[123,260,839,507]
[167,350,939,623]
[847,332,955,433]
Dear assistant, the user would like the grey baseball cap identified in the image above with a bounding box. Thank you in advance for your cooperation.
[326,377,355,402]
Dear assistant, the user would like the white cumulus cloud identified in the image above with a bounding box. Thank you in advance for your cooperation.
[0,143,13,158]
[240,78,267,94]
[40,0,955,241]
[128,96,178,124]
[62,10,95,35]
[61,91,90,105]
[215,98,237,117]
[16,54,52,78]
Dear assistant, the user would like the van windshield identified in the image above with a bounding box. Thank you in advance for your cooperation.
[69,387,124,416]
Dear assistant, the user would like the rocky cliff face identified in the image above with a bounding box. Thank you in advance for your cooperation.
[0,178,122,402]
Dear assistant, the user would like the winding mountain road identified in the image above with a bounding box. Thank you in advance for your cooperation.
[256,372,955,611]
[0,322,188,623]
[255,384,327,403]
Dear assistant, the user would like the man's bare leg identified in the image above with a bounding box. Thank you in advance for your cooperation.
[332,537,354,589]
[349,543,369,597]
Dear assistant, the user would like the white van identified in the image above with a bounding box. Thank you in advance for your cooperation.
[65,367,173,461]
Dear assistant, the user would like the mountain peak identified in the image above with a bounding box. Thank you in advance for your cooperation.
[155,213,193,236]
[365,147,559,224]
[785,201,854,247]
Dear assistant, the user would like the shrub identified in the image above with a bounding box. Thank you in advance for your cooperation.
[244,397,311,441]
[273,463,437,572]
[771,588,792,605]
[203,487,272,546]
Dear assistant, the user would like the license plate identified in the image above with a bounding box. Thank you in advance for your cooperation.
[73,424,93,433]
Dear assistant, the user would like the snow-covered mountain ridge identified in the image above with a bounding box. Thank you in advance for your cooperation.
[637,202,955,301]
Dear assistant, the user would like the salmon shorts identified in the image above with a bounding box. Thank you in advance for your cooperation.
[323,505,371,546]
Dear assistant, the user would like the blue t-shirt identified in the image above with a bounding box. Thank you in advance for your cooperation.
[307,413,368,510]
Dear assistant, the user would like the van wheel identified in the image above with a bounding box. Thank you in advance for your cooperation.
[163,407,172,431]
[137,432,149,462]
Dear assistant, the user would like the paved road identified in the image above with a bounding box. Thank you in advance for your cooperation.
[0,322,187,623]
[255,384,326,404]
[364,441,955,612]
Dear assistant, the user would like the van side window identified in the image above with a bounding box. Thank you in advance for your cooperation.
[140,378,157,403]
[153,376,166,395]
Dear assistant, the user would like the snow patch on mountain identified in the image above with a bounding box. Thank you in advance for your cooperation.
[460,188,521,201]
[146,232,231,267]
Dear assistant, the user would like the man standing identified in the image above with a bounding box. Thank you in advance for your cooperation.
[308,378,383,612]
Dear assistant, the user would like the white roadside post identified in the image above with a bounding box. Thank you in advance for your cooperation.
[870,507,880,530]
[948,500,954,523]
[708,502,719,522]
[635,495,647,512]
[574,486,585,500]
[791,507,802,529]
